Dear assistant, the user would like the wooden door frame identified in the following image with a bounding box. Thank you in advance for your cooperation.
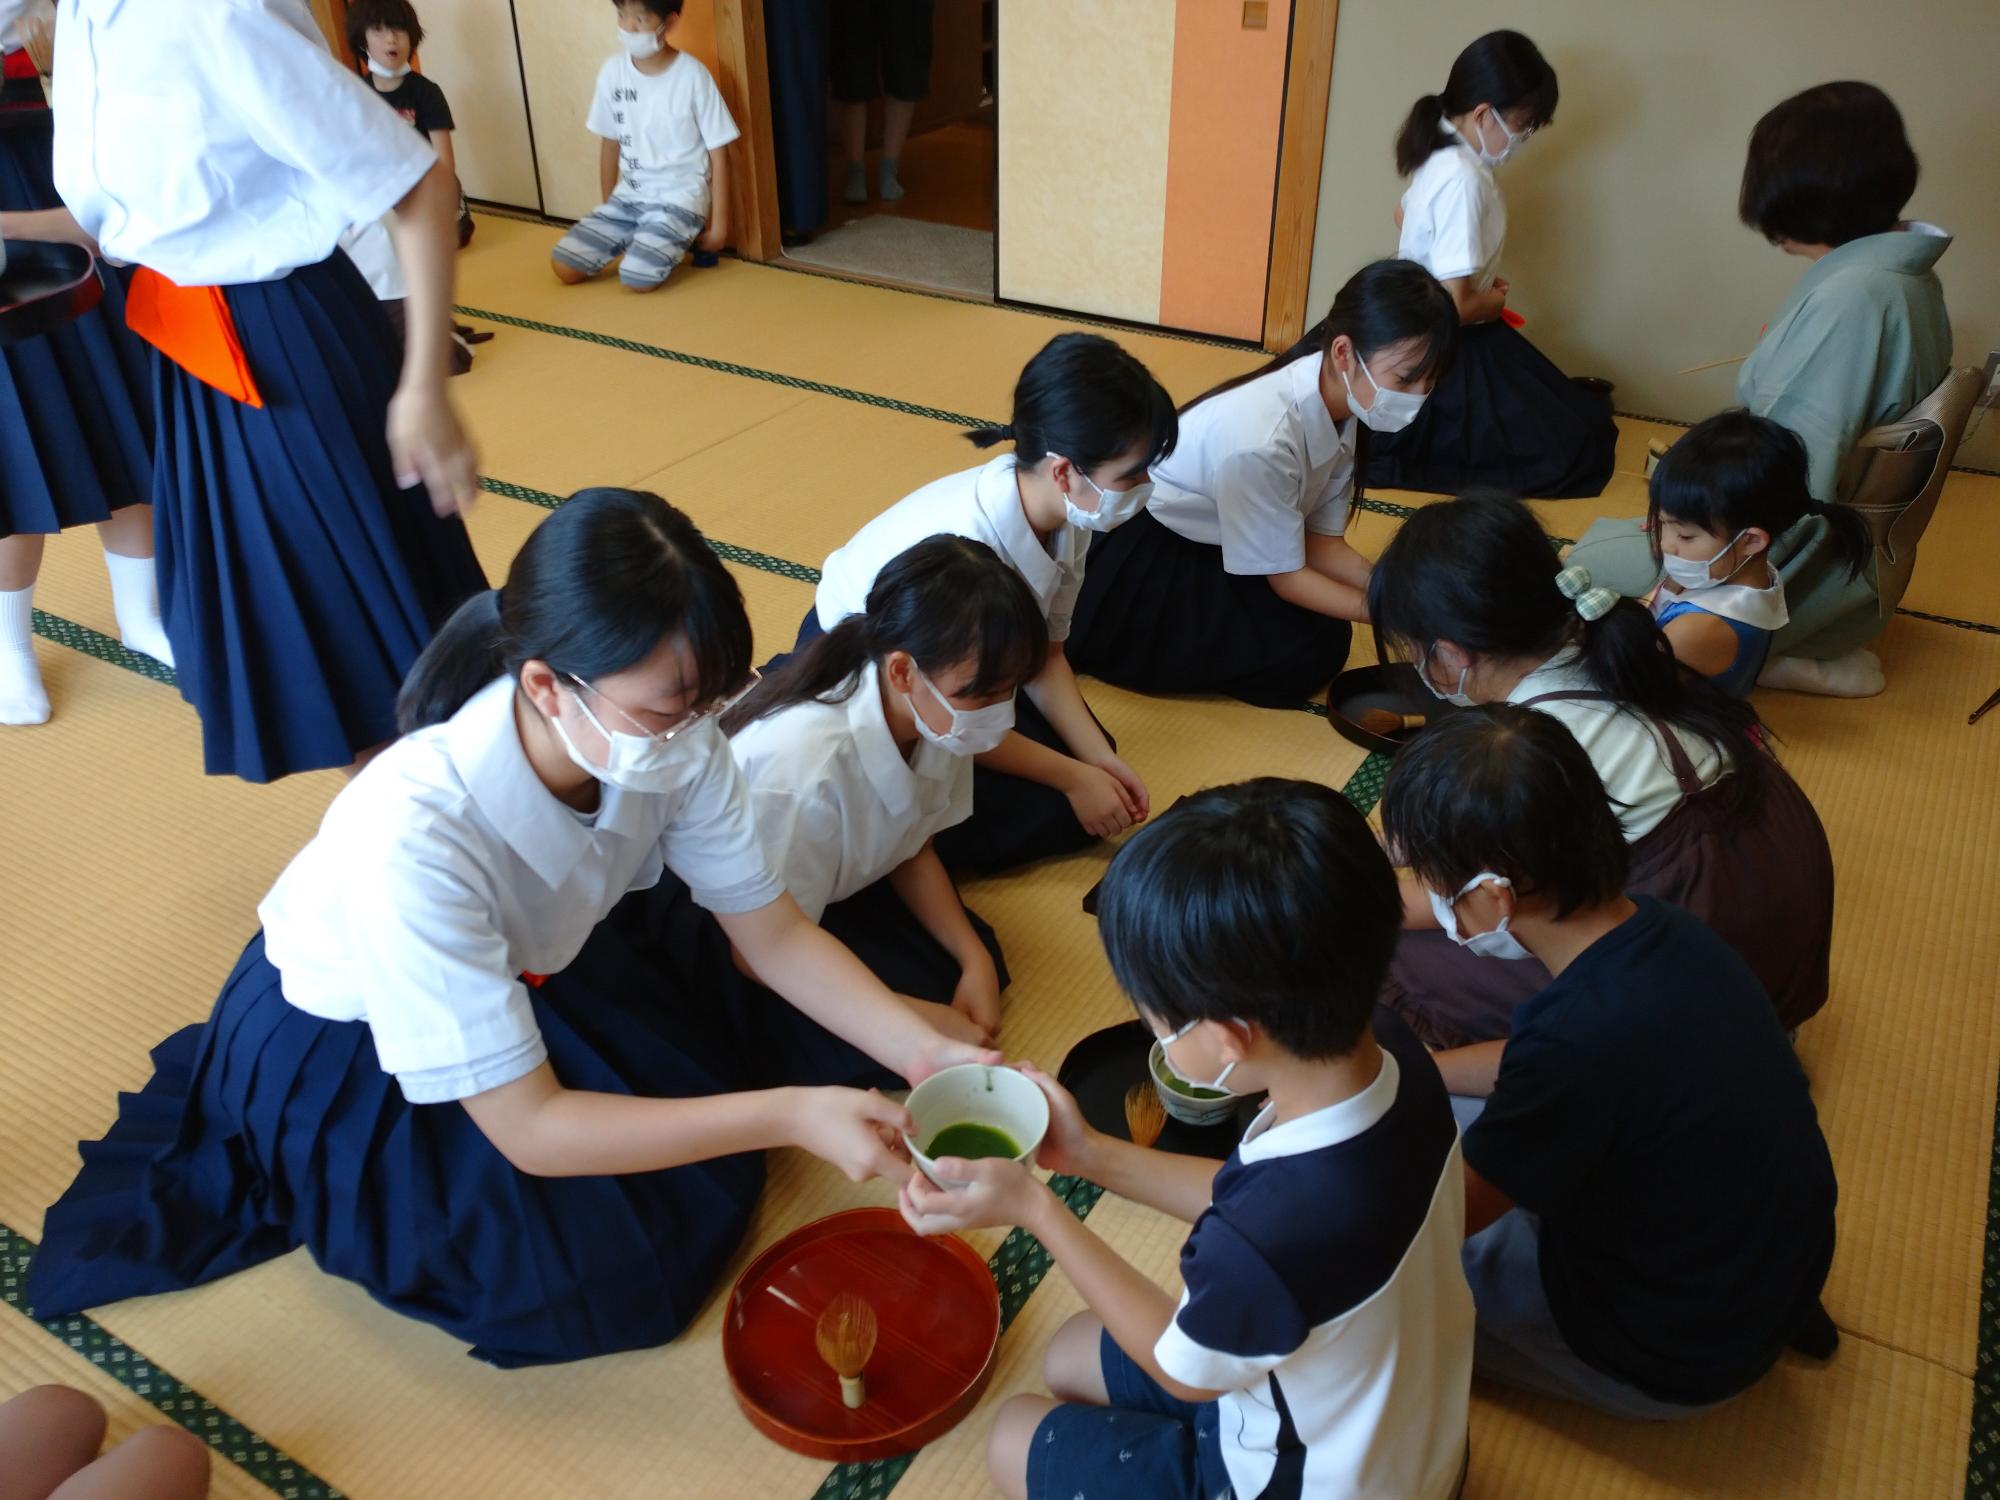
[1261,0,1338,351]
[713,0,781,263]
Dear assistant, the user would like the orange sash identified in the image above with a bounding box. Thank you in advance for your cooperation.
[2,49,36,80]
[125,267,264,408]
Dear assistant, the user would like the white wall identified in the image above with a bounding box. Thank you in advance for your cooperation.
[414,0,541,210]
[1306,0,1999,467]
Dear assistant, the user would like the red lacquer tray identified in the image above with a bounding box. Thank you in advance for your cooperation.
[723,1207,1001,1463]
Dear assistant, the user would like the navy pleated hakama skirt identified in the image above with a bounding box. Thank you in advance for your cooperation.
[1363,320,1618,500]
[0,109,153,536]
[153,250,488,781]
[785,606,1106,872]
[24,875,930,1369]
[1065,509,1354,709]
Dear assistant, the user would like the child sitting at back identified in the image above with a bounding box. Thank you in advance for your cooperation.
[551,0,737,292]
[902,779,1474,1500]
[345,0,476,247]
[1646,410,1869,696]
[1380,705,1838,1418]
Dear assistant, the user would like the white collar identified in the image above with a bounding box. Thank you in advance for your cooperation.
[1506,646,1592,701]
[972,454,1063,584]
[843,661,955,815]
[1236,1049,1402,1164]
[443,677,654,889]
[1664,578,1789,631]
[1285,352,1351,469]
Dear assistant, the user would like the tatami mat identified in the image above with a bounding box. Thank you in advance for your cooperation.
[4,227,1996,1498]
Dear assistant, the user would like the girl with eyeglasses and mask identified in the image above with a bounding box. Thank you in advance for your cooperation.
[1372,30,1617,500]
[26,489,993,1370]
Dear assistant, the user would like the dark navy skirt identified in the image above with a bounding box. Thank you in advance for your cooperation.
[1364,320,1617,500]
[785,607,1102,873]
[24,878,904,1369]
[0,111,154,536]
[1066,509,1352,708]
[154,251,487,781]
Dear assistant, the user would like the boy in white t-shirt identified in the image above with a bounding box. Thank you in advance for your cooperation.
[551,0,739,291]
[901,780,1474,1500]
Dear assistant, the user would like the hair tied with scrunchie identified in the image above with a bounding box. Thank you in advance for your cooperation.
[1554,564,1618,622]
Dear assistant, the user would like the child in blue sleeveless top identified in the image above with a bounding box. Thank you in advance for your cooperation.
[1646,411,1868,697]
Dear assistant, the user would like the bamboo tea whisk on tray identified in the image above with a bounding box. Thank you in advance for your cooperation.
[1124,1081,1166,1149]
[815,1293,878,1409]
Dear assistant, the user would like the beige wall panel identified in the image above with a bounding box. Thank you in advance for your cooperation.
[997,0,1175,323]
[417,0,542,210]
[515,0,625,221]
[1306,0,2000,467]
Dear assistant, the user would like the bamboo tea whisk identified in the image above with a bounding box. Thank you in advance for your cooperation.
[1124,1082,1166,1149]
[814,1293,878,1409]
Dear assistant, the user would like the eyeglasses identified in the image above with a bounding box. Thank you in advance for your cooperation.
[568,667,761,744]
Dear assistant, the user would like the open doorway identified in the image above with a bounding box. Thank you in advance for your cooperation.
[766,0,995,299]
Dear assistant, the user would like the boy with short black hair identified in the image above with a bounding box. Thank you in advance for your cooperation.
[902,778,1474,1500]
[345,0,476,248]
[551,0,738,292]
[1380,706,1838,1419]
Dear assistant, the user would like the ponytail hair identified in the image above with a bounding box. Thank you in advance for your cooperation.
[724,534,1049,735]
[1185,258,1458,418]
[396,487,752,733]
[1366,492,1774,810]
[1649,409,1871,579]
[965,331,1178,474]
[1395,30,1559,176]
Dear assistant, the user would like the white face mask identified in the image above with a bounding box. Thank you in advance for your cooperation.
[1058,461,1153,533]
[1418,647,1477,708]
[552,678,719,793]
[1157,1019,1240,1096]
[1473,108,1527,167]
[1428,873,1535,961]
[367,57,412,79]
[1339,353,1426,434]
[905,665,1015,756]
[1659,530,1749,593]
[618,24,665,59]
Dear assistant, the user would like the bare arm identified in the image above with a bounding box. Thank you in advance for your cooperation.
[382,158,478,515]
[460,1060,912,1181]
[718,892,997,1083]
[1268,565,1369,621]
[1433,1040,1506,1098]
[888,843,1000,1031]
[0,205,97,251]
[699,144,731,251]
[430,128,457,178]
[1661,610,1744,681]
[599,137,622,201]
[1440,273,1508,326]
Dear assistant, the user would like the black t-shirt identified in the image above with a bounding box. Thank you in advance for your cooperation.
[370,72,454,139]
[1463,897,1837,1405]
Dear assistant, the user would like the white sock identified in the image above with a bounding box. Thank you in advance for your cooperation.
[102,548,175,668]
[0,585,50,725]
[1757,649,1886,698]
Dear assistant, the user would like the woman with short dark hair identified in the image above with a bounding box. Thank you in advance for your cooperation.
[1733,80,1953,696]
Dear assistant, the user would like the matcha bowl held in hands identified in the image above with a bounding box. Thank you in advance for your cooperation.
[903,1064,1051,1189]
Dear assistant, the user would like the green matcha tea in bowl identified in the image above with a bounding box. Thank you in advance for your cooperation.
[1148,1039,1239,1127]
[903,1064,1050,1188]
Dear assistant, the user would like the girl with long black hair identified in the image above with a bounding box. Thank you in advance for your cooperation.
[27,490,991,1369]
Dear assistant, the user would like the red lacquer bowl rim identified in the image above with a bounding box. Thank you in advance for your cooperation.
[722,1207,1002,1464]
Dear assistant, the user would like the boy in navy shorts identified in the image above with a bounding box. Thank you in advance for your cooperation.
[902,779,1474,1500]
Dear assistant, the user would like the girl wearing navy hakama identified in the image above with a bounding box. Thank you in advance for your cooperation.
[729,535,1051,1037]
[0,28,166,725]
[1066,260,1457,708]
[26,491,992,1368]
[2,0,487,779]
[803,333,1177,873]
[1368,30,1616,500]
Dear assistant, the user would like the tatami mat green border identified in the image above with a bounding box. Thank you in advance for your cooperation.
[1,1225,342,1499]
[7,301,1992,1496]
